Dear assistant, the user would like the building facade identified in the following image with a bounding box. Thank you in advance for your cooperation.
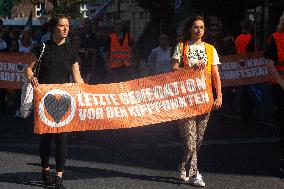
[1,0,150,41]
[1,0,53,25]
[12,0,53,18]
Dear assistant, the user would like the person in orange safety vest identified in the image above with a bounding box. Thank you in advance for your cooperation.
[108,19,133,69]
[264,14,284,179]
[235,21,255,55]
[235,19,257,123]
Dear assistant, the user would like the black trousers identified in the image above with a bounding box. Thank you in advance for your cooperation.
[271,84,284,160]
[241,85,255,120]
[39,133,67,172]
[0,88,7,113]
[14,89,21,108]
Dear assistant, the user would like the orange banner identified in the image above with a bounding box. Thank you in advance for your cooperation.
[0,52,35,89]
[34,70,214,134]
[219,51,271,87]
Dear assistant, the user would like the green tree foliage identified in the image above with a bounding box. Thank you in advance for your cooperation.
[136,0,176,60]
[2,0,96,18]
[174,0,194,24]
[0,0,21,18]
[137,0,174,23]
[46,0,96,18]
[137,0,175,34]
[49,0,84,18]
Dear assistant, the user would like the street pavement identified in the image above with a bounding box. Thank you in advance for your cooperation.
[0,71,284,188]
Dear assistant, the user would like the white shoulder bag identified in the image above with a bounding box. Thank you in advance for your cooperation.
[20,43,45,118]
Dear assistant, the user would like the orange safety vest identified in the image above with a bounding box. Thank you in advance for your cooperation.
[235,34,252,55]
[179,42,213,74]
[268,32,284,83]
[108,32,132,68]
[273,32,284,69]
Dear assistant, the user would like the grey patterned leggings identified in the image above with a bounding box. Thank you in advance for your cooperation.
[178,113,210,177]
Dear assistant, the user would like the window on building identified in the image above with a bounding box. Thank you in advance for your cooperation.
[80,4,88,18]
[35,3,42,17]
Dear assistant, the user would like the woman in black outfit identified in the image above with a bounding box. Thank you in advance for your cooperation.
[26,14,84,189]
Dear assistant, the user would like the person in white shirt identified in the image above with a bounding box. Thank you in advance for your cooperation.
[18,27,36,54]
[148,34,172,75]
[171,15,222,187]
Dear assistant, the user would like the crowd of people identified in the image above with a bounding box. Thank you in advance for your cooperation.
[0,12,284,188]
[0,18,108,116]
[0,14,270,119]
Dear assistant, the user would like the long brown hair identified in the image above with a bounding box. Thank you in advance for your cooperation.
[276,14,284,32]
[181,15,205,42]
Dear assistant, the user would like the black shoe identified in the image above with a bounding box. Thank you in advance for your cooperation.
[280,159,284,179]
[280,168,284,179]
[42,170,54,186]
[55,176,66,189]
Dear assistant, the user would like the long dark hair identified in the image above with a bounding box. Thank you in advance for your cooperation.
[277,14,284,32]
[48,14,70,34]
[181,15,205,42]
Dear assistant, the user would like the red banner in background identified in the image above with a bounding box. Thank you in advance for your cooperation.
[0,51,272,89]
[219,51,271,87]
[0,53,35,89]
[34,70,214,134]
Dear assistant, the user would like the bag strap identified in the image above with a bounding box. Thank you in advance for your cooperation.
[34,42,45,78]
[63,43,72,64]
[179,41,185,68]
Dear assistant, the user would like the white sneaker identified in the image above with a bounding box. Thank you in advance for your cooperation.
[179,170,190,182]
[192,173,205,187]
